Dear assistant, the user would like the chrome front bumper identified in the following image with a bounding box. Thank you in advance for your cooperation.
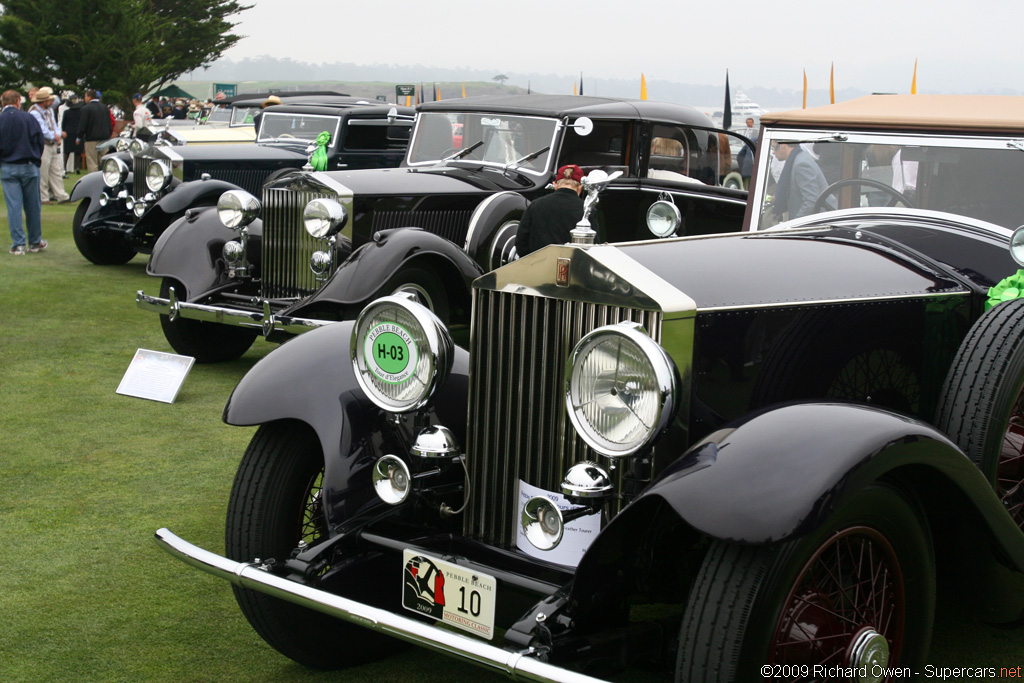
[154,529,608,683]
[135,287,335,337]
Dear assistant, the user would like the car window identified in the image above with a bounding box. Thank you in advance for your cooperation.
[754,134,1024,230]
[230,106,259,126]
[343,121,412,151]
[258,112,341,144]
[407,112,557,175]
[557,120,631,178]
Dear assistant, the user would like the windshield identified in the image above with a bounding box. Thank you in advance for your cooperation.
[407,112,558,174]
[230,106,259,127]
[258,112,340,145]
[205,105,231,124]
[752,131,1024,230]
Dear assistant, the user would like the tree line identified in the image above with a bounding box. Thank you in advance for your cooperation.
[0,0,251,106]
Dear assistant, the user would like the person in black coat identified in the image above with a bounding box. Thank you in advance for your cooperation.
[76,89,111,172]
[514,164,585,257]
[61,95,84,174]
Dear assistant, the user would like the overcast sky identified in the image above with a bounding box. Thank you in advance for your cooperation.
[220,0,1024,95]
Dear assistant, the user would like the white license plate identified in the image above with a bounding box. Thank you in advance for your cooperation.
[401,550,496,639]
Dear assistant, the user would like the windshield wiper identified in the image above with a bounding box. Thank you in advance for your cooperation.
[440,140,483,164]
[503,145,550,176]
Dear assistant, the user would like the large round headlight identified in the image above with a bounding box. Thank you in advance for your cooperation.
[351,296,453,412]
[566,321,678,457]
[129,139,146,157]
[101,157,129,188]
[145,159,172,192]
[303,198,348,239]
[217,190,261,230]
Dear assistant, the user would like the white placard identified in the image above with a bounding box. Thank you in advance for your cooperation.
[516,479,601,568]
[116,348,195,403]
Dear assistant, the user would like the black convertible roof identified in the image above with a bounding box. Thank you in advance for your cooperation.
[417,95,715,127]
[264,97,416,118]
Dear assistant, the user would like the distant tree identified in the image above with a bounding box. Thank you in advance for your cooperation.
[493,74,509,86]
[0,0,251,106]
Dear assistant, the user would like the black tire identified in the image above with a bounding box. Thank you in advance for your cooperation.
[226,421,404,669]
[158,278,258,363]
[935,298,1024,529]
[381,266,450,323]
[676,484,934,682]
[72,199,138,265]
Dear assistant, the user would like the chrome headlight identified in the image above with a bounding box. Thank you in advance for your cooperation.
[646,200,682,238]
[133,201,147,218]
[1011,226,1024,266]
[145,159,172,192]
[101,157,129,188]
[129,139,145,157]
[303,198,347,239]
[115,138,130,152]
[566,321,678,457]
[217,190,261,230]
[351,296,453,413]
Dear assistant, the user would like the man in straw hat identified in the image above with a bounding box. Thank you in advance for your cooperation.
[28,86,69,203]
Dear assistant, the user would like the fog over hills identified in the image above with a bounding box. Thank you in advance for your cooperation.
[192,56,1017,112]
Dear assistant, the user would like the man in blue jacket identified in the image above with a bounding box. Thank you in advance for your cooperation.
[0,90,45,254]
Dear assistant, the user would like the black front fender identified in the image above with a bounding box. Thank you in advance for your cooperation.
[299,228,483,312]
[130,179,237,251]
[223,320,470,526]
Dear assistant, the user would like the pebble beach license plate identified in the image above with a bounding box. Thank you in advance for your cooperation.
[402,550,496,639]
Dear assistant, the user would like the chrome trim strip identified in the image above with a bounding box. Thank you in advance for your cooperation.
[604,184,747,207]
[135,289,335,336]
[154,529,609,683]
[699,288,968,313]
[159,147,184,162]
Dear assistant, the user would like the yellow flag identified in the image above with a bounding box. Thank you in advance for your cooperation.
[830,63,835,104]
[573,81,577,96]
[802,69,807,109]
[911,59,918,94]
[641,73,647,100]
[461,83,466,98]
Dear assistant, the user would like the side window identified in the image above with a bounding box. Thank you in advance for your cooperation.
[644,124,719,185]
[343,121,412,151]
[558,120,631,177]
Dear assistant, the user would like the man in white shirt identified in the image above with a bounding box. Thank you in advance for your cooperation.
[132,93,152,132]
[28,87,69,203]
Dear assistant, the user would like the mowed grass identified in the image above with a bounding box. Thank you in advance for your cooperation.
[1,177,1022,682]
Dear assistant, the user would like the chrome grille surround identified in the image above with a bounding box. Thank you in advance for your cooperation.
[464,244,696,548]
[132,153,154,204]
[261,182,339,299]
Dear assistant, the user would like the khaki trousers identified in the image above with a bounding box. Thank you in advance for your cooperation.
[84,140,101,173]
[39,143,69,202]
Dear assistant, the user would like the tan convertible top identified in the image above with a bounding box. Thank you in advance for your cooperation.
[760,95,1024,134]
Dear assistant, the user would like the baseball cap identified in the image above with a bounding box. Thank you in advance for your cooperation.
[556,164,583,182]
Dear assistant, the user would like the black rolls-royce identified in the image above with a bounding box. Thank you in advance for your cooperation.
[153,94,1024,681]
[135,94,751,362]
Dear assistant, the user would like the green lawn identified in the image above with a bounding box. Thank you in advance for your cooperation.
[0,178,1021,682]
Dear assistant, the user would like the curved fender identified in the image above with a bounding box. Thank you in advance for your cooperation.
[581,402,1024,553]
[70,172,137,231]
[147,206,261,298]
[300,228,484,310]
[148,178,239,216]
[463,191,528,270]
[223,321,470,524]
[70,171,109,203]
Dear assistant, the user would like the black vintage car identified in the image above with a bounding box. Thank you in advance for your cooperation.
[155,95,1024,680]
[70,96,414,265]
[135,94,751,362]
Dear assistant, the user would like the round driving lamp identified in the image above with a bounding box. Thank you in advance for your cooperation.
[521,497,565,550]
[646,200,682,238]
[101,157,129,188]
[222,240,244,266]
[351,295,453,413]
[412,425,461,459]
[561,462,613,499]
[566,321,678,458]
[303,198,348,239]
[133,201,147,218]
[115,137,130,152]
[128,138,145,157]
[1011,226,1024,267]
[372,455,412,505]
[217,190,261,230]
[309,250,332,278]
[145,159,172,193]
[98,192,110,207]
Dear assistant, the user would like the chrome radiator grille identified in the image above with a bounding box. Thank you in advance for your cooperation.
[260,186,337,299]
[463,289,663,548]
[133,154,153,199]
[372,210,472,244]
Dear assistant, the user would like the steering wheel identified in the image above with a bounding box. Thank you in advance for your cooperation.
[813,177,915,213]
[277,133,296,139]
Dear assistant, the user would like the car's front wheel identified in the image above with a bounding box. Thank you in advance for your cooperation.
[382,266,449,323]
[675,484,934,682]
[226,421,405,669]
[158,278,257,363]
[72,199,138,265]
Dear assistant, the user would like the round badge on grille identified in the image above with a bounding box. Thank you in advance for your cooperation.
[364,322,419,384]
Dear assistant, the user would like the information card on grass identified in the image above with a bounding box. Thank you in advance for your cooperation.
[117,348,194,403]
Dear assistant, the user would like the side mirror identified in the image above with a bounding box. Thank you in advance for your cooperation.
[570,117,593,137]
[387,107,398,125]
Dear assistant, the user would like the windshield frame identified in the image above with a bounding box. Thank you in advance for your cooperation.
[405,111,560,177]
[257,112,341,146]
[750,128,1024,232]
